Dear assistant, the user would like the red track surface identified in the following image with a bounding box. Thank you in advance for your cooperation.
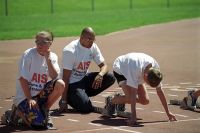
[0,18,200,133]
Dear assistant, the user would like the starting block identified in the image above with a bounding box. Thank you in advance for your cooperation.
[170,97,200,110]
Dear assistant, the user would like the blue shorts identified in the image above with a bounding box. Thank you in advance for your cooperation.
[17,79,57,127]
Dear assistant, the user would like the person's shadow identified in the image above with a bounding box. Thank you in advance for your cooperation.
[91,116,168,127]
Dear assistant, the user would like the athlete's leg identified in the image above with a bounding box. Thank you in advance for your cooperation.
[111,83,131,104]
[67,82,93,113]
[84,72,115,97]
[137,84,149,105]
[45,79,65,109]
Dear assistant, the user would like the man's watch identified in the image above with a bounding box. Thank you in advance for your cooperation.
[98,72,103,77]
[61,100,67,104]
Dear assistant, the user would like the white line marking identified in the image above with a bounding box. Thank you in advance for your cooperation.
[153,111,165,114]
[153,111,188,118]
[179,82,192,85]
[169,89,187,92]
[88,123,102,126]
[92,101,103,104]
[162,84,170,86]
[0,107,3,109]
[106,89,117,92]
[100,94,110,97]
[4,99,12,102]
[167,94,178,97]
[143,118,200,126]
[70,127,113,133]
[148,91,156,94]
[136,107,144,110]
[174,114,188,118]
[163,86,181,89]
[188,86,200,88]
[70,127,142,133]
[186,88,197,90]
[67,119,79,122]
[113,127,142,133]
[176,118,200,122]
[105,92,115,94]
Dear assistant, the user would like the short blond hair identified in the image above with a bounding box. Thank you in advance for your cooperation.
[35,30,54,42]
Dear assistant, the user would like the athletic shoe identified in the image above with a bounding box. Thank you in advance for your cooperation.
[45,109,56,130]
[187,90,197,110]
[104,96,116,115]
[114,93,126,112]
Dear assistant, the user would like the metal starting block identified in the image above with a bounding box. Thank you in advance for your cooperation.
[170,97,200,110]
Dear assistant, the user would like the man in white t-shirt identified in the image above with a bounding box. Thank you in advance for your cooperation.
[106,53,177,126]
[59,27,115,113]
[12,31,65,129]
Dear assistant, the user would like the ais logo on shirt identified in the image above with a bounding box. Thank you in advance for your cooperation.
[31,73,48,83]
[77,61,91,70]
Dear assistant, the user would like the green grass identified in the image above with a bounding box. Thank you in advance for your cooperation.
[0,0,199,40]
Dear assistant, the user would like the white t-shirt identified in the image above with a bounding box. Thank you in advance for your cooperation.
[14,47,60,106]
[113,53,160,89]
[62,39,104,83]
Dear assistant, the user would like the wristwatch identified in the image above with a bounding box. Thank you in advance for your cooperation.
[60,100,67,104]
[98,72,103,77]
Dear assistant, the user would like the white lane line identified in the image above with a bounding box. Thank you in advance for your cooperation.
[187,86,200,88]
[153,111,165,114]
[174,114,188,118]
[106,89,117,92]
[67,119,79,122]
[0,107,3,109]
[153,111,188,118]
[149,92,178,97]
[179,82,192,85]
[92,101,103,104]
[148,91,156,94]
[113,127,142,133]
[70,127,142,133]
[105,92,115,94]
[136,107,144,110]
[176,118,200,122]
[167,94,178,97]
[70,127,114,133]
[4,99,12,102]
[88,122,102,126]
[143,118,200,126]
[169,89,187,92]
[163,86,181,89]
[186,88,197,90]
[162,84,170,86]
[100,94,110,97]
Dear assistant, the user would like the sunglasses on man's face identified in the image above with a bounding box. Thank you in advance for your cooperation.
[35,40,51,45]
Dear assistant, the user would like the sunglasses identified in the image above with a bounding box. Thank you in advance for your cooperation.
[35,40,52,45]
